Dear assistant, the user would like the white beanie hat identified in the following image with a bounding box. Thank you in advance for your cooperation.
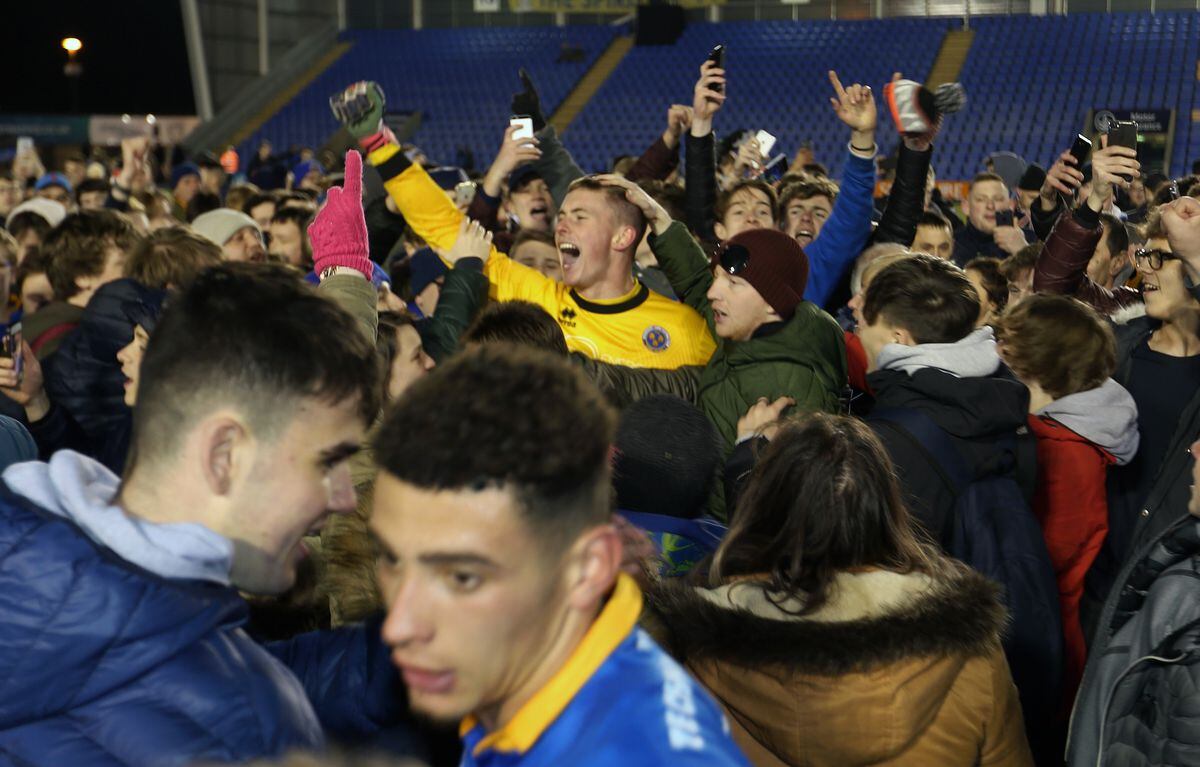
[191,209,261,247]
[6,198,67,230]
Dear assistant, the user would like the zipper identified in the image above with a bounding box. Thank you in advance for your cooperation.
[1092,652,1186,767]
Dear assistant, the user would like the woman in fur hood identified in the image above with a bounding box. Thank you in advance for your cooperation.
[642,412,1034,766]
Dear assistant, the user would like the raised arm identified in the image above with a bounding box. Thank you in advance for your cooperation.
[801,70,879,307]
[684,61,725,244]
[626,105,690,184]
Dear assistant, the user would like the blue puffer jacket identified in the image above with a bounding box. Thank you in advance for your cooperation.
[0,452,405,766]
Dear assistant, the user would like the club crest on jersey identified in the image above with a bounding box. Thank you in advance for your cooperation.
[642,325,671,352]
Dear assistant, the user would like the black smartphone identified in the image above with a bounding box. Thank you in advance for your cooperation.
[1109,120,1138,182]
[706,45,726,93]
[995,210,1015,228]
[1068,134,1092,167]
[1,323,22,386]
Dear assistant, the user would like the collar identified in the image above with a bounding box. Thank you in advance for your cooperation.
[569,282,649,315]
[460,573,643,757]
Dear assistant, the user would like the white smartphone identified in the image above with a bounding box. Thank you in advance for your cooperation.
[754,130,777,158]
[15,136,33,157]
[510,116,534,142]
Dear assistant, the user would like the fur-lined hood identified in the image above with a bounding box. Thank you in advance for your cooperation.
[643,567,1011,765]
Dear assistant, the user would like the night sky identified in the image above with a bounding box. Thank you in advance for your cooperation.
[3,2,195,116]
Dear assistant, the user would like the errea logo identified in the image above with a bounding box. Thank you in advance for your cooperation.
[559,306,577,328]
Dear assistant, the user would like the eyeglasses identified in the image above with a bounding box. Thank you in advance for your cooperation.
[715,242,751,275]
[1133,248,1179,271]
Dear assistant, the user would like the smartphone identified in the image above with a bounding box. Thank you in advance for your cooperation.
[2,324,22,386]
[754,130,777,158]
[994,210,1015,228]
[454,181,477,207]
[1109,120,1138,182]
[510,115,534,143]
[761,154,787,183]
[1068,134,1092,167]
[706,45,725,93]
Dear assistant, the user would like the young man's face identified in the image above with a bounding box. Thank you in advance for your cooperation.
[555,188,623,290]
[37,184,71,208]
[0,179,20,216]
[856,314,907,372]
[374,476,575,725]
[387,325,434,402]
[508,178,555,233]
[966,180,1010,234]
[1086,225,1120,289]
[715,187,775,241]
[222,226,266,263]
[512,239,563,282]
[1017,188,1039,213]
[1128,179,1147,208]
[228,397,364,595]
[200,167,225,195]
[16,228,42,263]
[912,224,953,261]
[20,272,52,315]
[78,190,107,211]
[1007,267,1034,307]
[117,324,150,406]
[1137,237,1196,321]
[415,279,442,319]
[964,268,996,326]
[175,175,199,204]
[781,194,832,248]
[73,245,127,306]
[705,267,777,341]
[268,220,305,267]
[249,201,276,231]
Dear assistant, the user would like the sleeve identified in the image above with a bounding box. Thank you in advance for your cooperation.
[979,651,1037,767]
[648,221,717,333]
[418,259,489,362]
[26,401,90,461]
[684,132,719,245]
[530,125,586,206]
[266,617,408,740]
[1035,439,1109,608]
[1030,194,1066,244]
[1032,206,1107,299]
[467,188,504,234]
[363,194,408,266]
[573,353,702,408]
[318,273,378,345]
[872,143,931,247]
[371,145,560,308]
[626,136,680,184]
[803,147,877,306]
[724,437,766,520]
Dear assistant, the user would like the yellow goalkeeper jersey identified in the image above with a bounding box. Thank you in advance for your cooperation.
[369,145,715,369]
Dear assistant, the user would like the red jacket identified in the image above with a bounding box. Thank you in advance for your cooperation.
[1028,413,1115,709]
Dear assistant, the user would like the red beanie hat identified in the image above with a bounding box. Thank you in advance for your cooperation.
[711,228,809,319]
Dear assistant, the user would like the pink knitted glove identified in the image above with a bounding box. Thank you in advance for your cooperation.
[308,149,373,278]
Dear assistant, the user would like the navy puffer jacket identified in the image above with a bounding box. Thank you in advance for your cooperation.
[0,472,402,765]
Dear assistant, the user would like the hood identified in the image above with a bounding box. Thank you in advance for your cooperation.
[3,451,232,583]
[0,452,242,728]
[1037,378,1140,464]
[877,326,1000,378]
[79,278,168,360]
[646,568,1005,765]
[869,361,1028,442]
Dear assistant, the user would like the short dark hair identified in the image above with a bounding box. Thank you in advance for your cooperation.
[999,243,1042,283]
[566,177,647,251]
[7,211,52,243]
[376,310,418,398]
[42,210,141,301]
[862,254,980,344]
[715,180,778,225]
[242,192,277,217]
[1099,214,1130,256]
[269,206,314,268]
[969,172,1008,194]
[129,264,379,470]
[124,226,222,290]
[614,395,720,519]
[713,413,942,615]
[509,229,556,262]
[186,191,221,223]
[636,180,686,223]
[374,344,614,544]
[462,301,568,356]
[917,210,953,231]
[964,257,1009,313]
[16,248,51,294]
[994,294,1115,400]
[76,178,110,202]
[778,177,839,215]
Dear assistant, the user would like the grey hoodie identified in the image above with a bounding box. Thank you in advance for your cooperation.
[1037,377,1141,465]
[2,450,233,584]
[877,326,1002,378]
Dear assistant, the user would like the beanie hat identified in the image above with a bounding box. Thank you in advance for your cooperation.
[35,172,73,195]
[711,228,809,320]
[191,209,260,247]
[1018,163,1046,192]
[883,79,967,137]
[6,197,67,229]
[614,395,722,519]
[409,248,448,297]
[171,162,201,189]
[507,164,541,194]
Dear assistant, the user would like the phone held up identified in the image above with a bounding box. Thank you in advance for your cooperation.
[1,323,22,387]
[994,210,1015,228]
[706,45,725,97]
[1095,110,1139,183]
[510,115,535,143]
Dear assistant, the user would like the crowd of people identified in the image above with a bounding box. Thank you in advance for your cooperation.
[1,47,1200,767]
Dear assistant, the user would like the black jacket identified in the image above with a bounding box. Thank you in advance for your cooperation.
[871,143,932,248]
[865,366,1030,548]
[42,279,163,447]
[684,131,719,245]
[951,221,1012,267]
[1069,516,1200,766]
